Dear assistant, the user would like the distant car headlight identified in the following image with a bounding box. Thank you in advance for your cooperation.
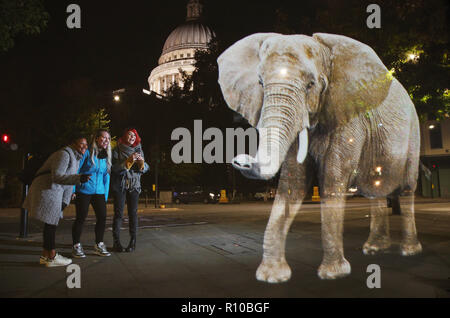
[348,187,358,193]
[209,193,214,197]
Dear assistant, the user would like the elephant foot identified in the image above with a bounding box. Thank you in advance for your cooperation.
[362,238,391,255]
[317,258,351,280]
[400,242,422,256]
[256,258,292,283]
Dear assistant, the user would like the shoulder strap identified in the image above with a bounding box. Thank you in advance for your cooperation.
[33,149,72,181]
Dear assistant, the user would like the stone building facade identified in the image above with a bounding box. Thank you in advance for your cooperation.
[148,0,215,96]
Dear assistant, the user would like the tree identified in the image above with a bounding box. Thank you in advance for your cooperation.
[0,0,49,52]
[272,0,449,120]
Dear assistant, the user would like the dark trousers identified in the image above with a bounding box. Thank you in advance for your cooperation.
[43,223,57,250]
[112,190,139,240]
[72,193,107,245]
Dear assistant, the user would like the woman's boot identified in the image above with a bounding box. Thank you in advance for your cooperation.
[112,236,124,252]
[125,237,136,252]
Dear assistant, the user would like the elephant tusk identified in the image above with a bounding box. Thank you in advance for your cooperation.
[297,128,308,164]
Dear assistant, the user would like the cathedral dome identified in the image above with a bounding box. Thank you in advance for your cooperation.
[162,21,214,55]
[148,0,215,96]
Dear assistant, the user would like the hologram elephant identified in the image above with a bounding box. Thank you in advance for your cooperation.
[217,33,422,281]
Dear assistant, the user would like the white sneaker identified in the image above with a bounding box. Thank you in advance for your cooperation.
[94,242,111,257]
[41,253,72,267]
[72,243,86,258]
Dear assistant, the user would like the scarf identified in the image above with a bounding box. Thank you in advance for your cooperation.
[117,142,144,192]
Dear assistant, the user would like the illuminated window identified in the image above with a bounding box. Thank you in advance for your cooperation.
[429,122,443,149]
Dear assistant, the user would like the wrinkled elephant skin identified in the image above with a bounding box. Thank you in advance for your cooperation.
[217,33,422,282]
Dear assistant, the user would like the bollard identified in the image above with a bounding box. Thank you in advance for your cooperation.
[312,186,320,202]
[219,189,229,203]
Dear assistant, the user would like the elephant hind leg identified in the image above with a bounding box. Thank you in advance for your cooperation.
[363,197,391,255]
[399,120,421,255]
[399,192,422,256]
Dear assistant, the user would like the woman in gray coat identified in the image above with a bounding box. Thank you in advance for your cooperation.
[23,135,91,267]
[111,128,149,253]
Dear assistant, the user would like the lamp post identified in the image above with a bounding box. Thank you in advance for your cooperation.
[154,159,159,208]
[19,153,30,238]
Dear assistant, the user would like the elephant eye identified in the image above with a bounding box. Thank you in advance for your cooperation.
[306,80,315,90]
[258,76,263,87]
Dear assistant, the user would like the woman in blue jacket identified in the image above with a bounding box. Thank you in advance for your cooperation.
[71,129,112,258]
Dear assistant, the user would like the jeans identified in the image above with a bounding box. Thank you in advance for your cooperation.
[43,223,57,250]
[72,193,107,245]
[112,190,139,240]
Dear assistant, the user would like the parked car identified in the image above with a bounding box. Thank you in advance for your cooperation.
[253,188,276,201]
[173,186,221,204]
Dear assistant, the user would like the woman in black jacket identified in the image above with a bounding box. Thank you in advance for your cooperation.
[111,128,149,252]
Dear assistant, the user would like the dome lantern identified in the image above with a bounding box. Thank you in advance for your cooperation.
[186,0,202,21]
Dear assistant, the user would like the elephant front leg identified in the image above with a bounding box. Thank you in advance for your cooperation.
[399,193,422,256]
[363,197,391,255]
[318,198,351,279]
[256,195,302,283]
[256,151,307,283]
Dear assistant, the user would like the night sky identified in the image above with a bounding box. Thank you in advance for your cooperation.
[1,0,444,120]
[0,0,290,100]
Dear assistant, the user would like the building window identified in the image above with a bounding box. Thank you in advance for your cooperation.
[180,54,184,58]
[429,123,443,149]
[187,53,191,57]
[174,55,177,59]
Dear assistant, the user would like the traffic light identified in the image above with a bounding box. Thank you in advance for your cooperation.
[1,133,18,151]
[1,134,10,144]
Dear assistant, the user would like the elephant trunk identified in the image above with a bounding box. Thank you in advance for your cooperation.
[232,83,309,180]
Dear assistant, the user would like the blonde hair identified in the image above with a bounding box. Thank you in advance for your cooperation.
[89,129,112,173]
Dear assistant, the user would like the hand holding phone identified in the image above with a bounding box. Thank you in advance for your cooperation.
[80,174,91,183]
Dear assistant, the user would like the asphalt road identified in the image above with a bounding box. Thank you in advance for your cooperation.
[0,198,449,298]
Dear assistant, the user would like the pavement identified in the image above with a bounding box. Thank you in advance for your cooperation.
[0,197,449,300]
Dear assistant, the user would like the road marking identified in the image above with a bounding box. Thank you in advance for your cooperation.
[418,207,450,212]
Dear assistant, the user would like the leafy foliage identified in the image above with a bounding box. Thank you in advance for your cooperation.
[272,0,449,120]
[0,0,49,52]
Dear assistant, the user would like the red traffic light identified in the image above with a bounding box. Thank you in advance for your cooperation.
[1,134,10,143]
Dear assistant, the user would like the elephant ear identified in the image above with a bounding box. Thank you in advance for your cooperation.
[217,33,279,127]
[313,33,392,127]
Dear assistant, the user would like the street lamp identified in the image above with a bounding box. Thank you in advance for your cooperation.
[112,88,126,102]
[406,52,420,63]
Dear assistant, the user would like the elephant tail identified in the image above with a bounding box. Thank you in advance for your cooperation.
[419,161,432,181]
